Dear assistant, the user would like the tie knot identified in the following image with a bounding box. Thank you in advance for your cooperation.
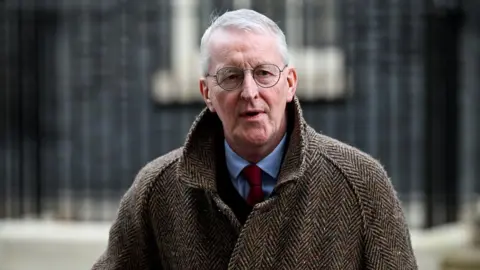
[242,164,262,186]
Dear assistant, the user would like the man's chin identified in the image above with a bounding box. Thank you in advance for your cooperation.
[240,133,270,147]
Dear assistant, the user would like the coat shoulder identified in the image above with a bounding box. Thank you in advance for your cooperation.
[306,126,404,223]
[306,126,391,197]
[131,147,183,195]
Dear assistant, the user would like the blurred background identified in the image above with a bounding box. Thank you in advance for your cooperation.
[0,0,479,269]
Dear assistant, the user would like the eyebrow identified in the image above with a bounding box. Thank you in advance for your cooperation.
[218,61,271,70]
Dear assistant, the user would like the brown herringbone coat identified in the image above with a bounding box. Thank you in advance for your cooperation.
[92,98,417,270]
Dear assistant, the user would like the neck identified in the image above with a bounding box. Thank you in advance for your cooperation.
[227,115,287,164]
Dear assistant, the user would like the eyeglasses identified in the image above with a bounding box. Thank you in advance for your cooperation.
[206,64,288,91]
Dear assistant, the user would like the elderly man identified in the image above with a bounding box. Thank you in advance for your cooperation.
[92,9,417,270]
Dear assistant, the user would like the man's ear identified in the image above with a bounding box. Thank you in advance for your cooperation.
[286,67,298,102]
[199,78,215,112]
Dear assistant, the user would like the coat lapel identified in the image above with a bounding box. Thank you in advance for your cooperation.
[177,96,309,195]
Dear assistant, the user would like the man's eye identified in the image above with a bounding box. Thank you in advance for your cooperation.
[226,74,240,80]
[256,70,272,76]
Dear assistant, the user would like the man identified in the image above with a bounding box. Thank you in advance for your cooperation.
[92,9,417,270]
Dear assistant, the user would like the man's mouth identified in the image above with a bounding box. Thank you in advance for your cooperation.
[240,111,264,118]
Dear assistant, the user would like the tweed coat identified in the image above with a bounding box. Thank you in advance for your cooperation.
[92,97,417,270]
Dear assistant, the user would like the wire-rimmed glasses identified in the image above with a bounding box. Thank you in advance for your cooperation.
[206,64,288,91]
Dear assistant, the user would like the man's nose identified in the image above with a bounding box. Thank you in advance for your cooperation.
[240,73,259,100]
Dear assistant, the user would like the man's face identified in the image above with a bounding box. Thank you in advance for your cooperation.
[200,28,297,153]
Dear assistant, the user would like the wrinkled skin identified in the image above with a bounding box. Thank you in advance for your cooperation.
[199,28,298,163]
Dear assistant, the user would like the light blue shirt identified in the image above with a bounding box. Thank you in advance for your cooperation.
[224,134,287,200]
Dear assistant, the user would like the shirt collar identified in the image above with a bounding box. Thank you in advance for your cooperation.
[224,134,287,179]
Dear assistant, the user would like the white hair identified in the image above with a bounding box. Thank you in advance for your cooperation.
[199,9,290,75]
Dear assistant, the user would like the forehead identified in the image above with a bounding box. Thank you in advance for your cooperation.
[208,28,282,69]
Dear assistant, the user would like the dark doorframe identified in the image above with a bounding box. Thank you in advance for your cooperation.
[6,7,58,218]
[424,0,465,228]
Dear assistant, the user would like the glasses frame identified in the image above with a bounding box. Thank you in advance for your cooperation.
[205,64,289,91]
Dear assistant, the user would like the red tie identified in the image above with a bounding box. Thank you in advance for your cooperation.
[242,164,264,206]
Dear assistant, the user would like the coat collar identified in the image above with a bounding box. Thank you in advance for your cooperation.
[177,96,309,192]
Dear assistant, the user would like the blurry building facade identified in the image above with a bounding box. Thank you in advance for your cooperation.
[1,0,479,229]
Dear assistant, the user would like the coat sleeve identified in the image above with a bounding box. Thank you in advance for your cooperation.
[91,176,159,270]
[362,165,418,269]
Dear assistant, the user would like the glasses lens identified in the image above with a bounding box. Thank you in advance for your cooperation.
[215,64,282,90]
[217,67,244,90]
[253,64,281,88]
